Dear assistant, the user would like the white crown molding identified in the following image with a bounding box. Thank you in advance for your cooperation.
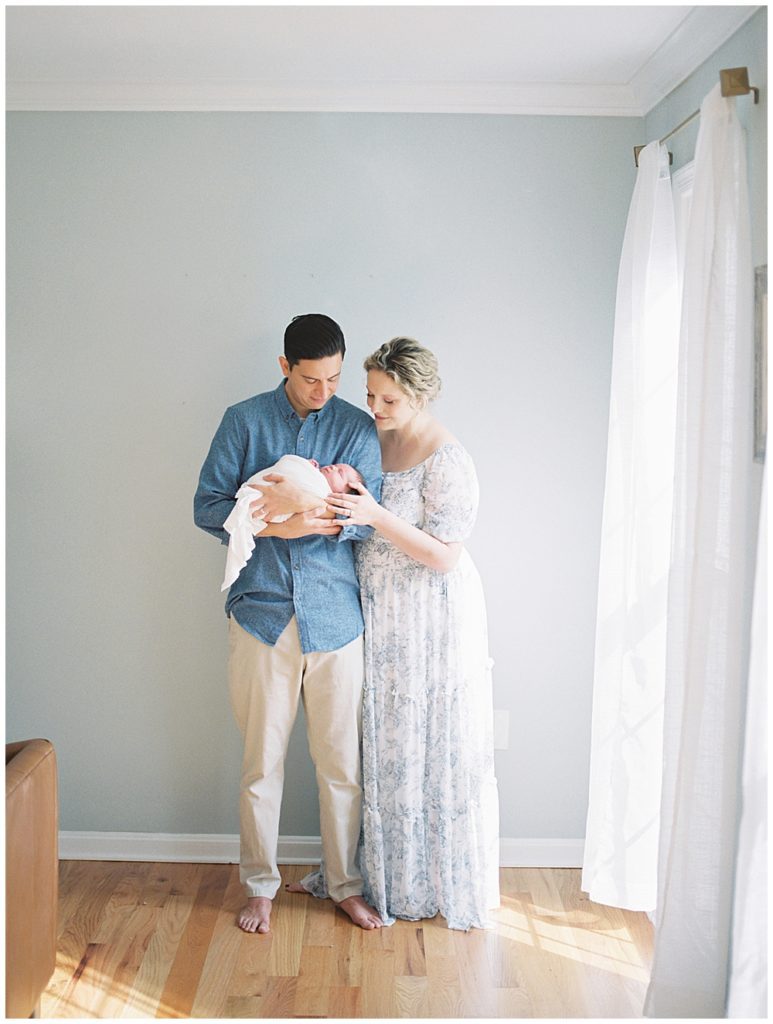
[58,831,585,868]
[630,5,761,115]
[7,79,641,117]
[5,7,761,116]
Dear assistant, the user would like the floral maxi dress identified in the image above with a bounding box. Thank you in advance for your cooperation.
[356,443,499,930]
[301,443,499,928]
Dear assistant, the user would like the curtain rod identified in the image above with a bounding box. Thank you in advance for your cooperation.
[633,66,759,166]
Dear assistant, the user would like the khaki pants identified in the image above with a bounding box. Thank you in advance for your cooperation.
[228,615,364,902]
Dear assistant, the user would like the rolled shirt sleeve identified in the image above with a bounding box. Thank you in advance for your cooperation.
[194,406,247,544]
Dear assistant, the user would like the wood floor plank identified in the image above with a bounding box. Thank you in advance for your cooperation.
[226,924,274,1001]
[487,900,529,989]
[505,937,575,1018]
[56,861,95,938]
[294,944,334,1016]
[424,957,464,1018]
[422,914,465,1018]
[188,866,245,1019]
[361,947,397,1018]
[521,870,598,1017]
[157,863,230,1018]
[122,863,203,1018]
[394,923,427,976]
[301,890,337,946]
[543,868,650,1016]
[496,986,535,1018]
[332,916,363,986]
[52,943,102,1019]
[44,862,135,1018]
[421,911,455,956]
[92,862,152,943]
[63,862,133,946]
[258,976,297,1017]
[453,927,497,1017]
[91,905,161,1018]
[327,984,363,1017]
[361,919,396,951]
[394,974,430,1018]
[140,864,181,909]
[224,995,264,1018]
[265,878,307,976]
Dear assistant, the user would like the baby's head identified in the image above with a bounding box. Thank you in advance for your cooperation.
[313,461,363,493]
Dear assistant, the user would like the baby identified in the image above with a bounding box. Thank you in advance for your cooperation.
[221,453,363,591]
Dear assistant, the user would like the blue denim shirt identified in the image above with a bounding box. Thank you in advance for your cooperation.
[194,381,382,653]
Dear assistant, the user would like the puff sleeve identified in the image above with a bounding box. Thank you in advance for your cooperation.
[421,444,479,542]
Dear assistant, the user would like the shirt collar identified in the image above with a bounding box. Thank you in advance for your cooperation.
[272,379,334,424]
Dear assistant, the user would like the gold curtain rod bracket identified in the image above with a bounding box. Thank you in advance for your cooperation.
[634,66,759,164]
[633,145,673,168]
[720,67,760,104]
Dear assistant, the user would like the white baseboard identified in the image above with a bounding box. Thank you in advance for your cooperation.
[499,838,584,867]
[59,831,584,868]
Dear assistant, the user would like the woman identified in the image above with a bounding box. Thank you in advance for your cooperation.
[300,338,499,930]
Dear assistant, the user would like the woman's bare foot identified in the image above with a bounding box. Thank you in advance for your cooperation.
[336,895,383,929]
[237,896,272,933]
[285,881,309,894]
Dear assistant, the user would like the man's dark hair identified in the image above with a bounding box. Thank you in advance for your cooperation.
[284,314,346,366]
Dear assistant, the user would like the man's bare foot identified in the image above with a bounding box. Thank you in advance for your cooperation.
[285,880,309,894]
[336,895,383,929]
[237,896,272,933]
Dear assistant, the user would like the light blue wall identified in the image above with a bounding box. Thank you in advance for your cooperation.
[9,14,766,842]
[7,110,639,840]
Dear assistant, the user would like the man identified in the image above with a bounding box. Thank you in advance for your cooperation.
[194,314,383,933]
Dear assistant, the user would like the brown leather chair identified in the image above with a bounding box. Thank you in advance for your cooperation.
[6,739,58,1019]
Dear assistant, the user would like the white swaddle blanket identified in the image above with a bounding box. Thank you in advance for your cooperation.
[221,454,330,591]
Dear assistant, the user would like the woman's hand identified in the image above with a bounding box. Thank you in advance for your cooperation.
[326,481,382,527]
[249,475,309,520]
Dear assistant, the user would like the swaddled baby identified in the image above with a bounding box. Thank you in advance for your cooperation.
[221,453,363,591]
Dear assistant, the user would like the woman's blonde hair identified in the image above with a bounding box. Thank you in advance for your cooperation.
[363,337,441,408]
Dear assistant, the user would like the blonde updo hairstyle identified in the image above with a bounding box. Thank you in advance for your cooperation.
[363,337,442,409]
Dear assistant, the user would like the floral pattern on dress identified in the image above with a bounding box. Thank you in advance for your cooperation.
[303,443,499,930]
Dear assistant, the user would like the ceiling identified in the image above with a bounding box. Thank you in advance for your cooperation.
[5,5,759,116]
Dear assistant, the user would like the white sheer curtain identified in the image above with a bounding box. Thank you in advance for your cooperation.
[727,466,767,1017]
[582,141,679,912]
[644,83,755,1018]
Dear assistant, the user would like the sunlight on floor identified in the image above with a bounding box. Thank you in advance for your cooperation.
[43,958,179,1019]
[491,897,649,983]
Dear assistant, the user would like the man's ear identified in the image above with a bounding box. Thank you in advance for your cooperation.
[278,355,290,378]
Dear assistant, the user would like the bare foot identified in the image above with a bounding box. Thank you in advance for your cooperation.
[285,880,309,894]
[336,895,383,929]
[237,896,272,933]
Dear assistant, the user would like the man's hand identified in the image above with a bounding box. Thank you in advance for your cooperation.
[259,509,342,539]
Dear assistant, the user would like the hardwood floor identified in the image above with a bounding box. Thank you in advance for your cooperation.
[43,861,653,1018]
